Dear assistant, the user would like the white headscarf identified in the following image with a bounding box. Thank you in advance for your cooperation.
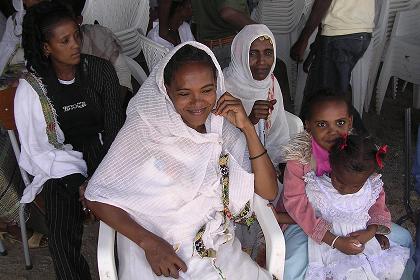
[224,24,289,165]
[85,41,255,256]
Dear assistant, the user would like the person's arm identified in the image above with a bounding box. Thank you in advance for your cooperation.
[367,188,392,234]
[290,0,332,62]
[158,0,178,45]
[219,6,255,30]
[283,160,331,242]
[86,200,187,278]
[215,92,277,201]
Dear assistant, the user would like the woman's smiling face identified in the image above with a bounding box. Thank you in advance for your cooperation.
[165,61,217,133]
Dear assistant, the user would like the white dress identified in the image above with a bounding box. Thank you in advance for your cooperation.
[304,171,410,280]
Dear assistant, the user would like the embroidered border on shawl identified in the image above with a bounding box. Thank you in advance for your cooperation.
[23,72,64,150]
[311,219,332,244]
[193,154,255,260]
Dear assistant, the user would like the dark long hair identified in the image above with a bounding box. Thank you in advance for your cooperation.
[22,1,78,76]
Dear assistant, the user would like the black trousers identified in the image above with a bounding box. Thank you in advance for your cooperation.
[43,179,91,280]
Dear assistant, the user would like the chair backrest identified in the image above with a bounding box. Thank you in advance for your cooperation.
[123,55,148,86]
[285,111,304,138]
[386,0,413,40]
[82,0,149,58]
[252,0,306,34]
[390,6,420,38]
[139,34,169,73]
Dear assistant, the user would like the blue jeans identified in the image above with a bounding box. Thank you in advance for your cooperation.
[283,223,415,280]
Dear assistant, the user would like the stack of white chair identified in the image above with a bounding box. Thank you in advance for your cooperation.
[350,0,391,115]
[138,34,169,73]
[375,5,420,113]
[252,0,313,102]
[82,0,149,58]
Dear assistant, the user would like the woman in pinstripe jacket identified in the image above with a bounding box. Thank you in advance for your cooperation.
[14,2,124,279]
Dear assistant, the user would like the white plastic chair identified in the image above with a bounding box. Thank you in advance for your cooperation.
[138,34,169,73]
[81,0,149,58]
[98,193,285,280]
[123,55,148,86]
[349,0,391,115]
[375,6,420,113]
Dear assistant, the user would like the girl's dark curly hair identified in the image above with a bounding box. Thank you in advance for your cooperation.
[164,45,217,86]
[22,1,78,75]
[301,88,352,123]
[329,134,386,173]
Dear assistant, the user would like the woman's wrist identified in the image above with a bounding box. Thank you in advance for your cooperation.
[240,120,256,136]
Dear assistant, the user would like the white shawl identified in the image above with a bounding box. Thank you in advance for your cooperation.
[14,75,88,203]
[224,24,289,165]
[85,41,271,279]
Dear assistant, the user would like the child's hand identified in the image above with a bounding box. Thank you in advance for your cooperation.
[348,225,377,244]
[375,234,390,250]
[334,236,365,255]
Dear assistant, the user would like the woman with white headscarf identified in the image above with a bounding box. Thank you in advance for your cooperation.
[85,41,278,279]
[0,0,41,75]
[224,24,289,168]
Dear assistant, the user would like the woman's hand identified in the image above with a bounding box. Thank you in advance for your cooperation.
[79,180,96,222]
[142,233,187,278]
[214,92,252,130]
[249,100,277,125]
[375,234,390,250]
[334,236,365,255]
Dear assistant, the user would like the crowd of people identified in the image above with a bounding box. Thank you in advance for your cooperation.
[0,0,418,279]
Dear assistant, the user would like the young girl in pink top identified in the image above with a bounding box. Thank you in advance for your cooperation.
[273,90,414,280]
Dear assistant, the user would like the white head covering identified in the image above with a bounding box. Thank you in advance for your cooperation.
[224,24,290,165]
[223,24,276,114]
[85,41,254,255]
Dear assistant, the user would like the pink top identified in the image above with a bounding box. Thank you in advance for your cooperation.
[278,158,392,244]
[312,139,331,176]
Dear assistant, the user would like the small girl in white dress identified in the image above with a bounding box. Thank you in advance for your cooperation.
[304,134,410,280]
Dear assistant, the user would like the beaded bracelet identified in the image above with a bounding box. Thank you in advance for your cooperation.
[249,149,267,160]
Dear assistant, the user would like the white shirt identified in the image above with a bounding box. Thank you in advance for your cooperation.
[147,21,195,49]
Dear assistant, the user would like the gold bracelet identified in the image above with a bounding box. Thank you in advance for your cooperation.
[249,149,267,160]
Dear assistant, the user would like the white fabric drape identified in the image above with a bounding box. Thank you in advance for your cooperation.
[223,24,289,166]
[85,41,272,280]
[147,21,195,50]
[14,78,88,203]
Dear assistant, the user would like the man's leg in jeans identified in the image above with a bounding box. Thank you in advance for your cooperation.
[302,33,371,133]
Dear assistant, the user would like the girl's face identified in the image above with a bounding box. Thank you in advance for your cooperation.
[305,100,353,151]
[165,61,217,133]
[249,37,274,81]
[331,165,372,195]
[43,19,81,67]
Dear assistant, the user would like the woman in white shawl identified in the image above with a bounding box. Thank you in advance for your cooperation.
[85,41,278,280]
[224,24,289,168]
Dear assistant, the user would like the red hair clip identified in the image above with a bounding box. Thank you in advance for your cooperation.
[375,145,388,169]
[339,133,348,150]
